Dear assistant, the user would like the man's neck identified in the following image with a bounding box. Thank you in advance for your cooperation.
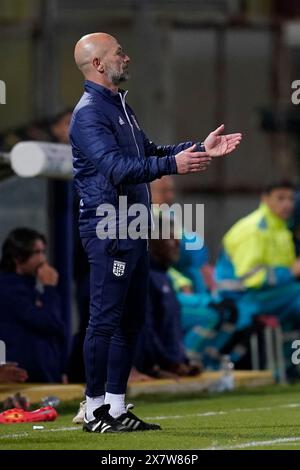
[85,76,118,94]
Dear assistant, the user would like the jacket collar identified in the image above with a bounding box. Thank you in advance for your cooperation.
[84,80,127,104]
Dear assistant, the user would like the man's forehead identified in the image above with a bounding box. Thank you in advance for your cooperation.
[104,39,121,53]
[94,36,119,51]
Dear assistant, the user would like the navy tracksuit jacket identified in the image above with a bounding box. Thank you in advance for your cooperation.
[69,80,204,396]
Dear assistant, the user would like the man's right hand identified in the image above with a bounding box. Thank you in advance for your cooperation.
[175,144,212,174]
[37,263,59,286]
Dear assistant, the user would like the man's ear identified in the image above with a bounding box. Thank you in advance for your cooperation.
[92,57,104,73]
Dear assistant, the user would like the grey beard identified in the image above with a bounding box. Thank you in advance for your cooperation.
[107,69,129,86]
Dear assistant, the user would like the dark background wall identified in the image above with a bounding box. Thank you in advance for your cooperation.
[1,0,300,259]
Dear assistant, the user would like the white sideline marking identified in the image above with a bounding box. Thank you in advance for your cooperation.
[283,403,300,408]
[147,411,227,420]
[203,437,300,450]
[1,402,300,441]
[0,426,80,440]
[145,402,300,420]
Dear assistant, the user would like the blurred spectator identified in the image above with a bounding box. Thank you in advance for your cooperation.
[150,177,236,369]
[151,175,176,206]
[0,108,72,152]
[0,363,28,383]
[135,220,202,378]
[128,367,152,383]
[48,109,72,144]
[291,188,300,255]
[0,228,66,382]
[151,176,216,292]
[0,119,50,152]
[215,181,300,374]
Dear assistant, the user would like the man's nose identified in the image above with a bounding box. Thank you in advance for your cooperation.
[124,54,130,63]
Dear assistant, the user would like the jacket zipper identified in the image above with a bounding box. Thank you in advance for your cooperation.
[119,92,154,241]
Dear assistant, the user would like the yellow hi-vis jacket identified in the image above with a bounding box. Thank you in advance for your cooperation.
[219,203,296,289]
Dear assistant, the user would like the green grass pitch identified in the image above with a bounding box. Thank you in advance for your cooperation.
[1,384,300,450]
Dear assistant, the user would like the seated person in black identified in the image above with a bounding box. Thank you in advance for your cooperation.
[0,228,65,383]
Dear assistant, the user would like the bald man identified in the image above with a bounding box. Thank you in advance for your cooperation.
[69,32,242,434]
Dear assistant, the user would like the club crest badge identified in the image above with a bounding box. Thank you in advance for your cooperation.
[113,260,126,277]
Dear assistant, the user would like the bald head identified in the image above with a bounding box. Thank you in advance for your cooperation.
[74,33,116,72]
[74,32,130,90]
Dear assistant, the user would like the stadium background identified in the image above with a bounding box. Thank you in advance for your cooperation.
[1,0,300,336]
[2,0,300,451]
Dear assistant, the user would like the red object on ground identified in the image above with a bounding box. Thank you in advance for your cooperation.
[0,406,57,424]
[257,315,280,329]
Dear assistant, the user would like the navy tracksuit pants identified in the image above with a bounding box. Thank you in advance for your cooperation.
[81,236,149,397]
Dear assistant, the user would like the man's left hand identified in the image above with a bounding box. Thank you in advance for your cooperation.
[204,124,242,157]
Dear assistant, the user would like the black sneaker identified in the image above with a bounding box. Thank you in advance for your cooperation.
[117,404,161,431]
[83,404,131,433]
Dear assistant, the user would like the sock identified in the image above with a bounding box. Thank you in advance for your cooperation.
[105,392,126,418]
[86,395,105,421]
